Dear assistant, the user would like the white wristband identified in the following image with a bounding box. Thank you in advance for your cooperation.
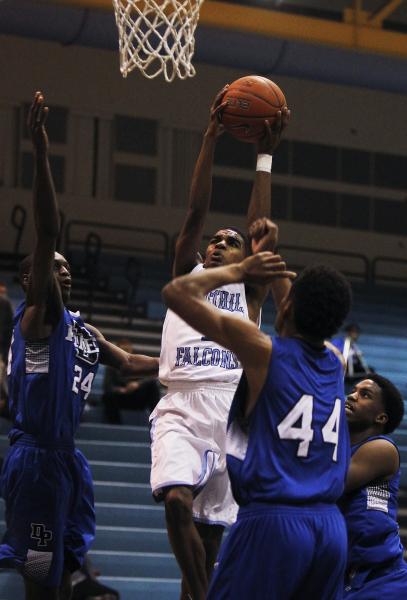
[256,153,273,172]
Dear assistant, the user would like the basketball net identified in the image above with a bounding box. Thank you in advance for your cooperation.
[112,0,204,82]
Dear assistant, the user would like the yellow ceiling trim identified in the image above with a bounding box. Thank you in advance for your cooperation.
[46,0,407,60]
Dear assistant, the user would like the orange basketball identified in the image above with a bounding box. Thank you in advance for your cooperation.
[220,76,287,143]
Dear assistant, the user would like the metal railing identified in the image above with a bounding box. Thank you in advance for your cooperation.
[65,219,170,262]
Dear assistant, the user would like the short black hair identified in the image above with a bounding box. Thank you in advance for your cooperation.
[367,373,404,433]
[290,264,352,340]
[345,323,361,334]
[19,254,33,283]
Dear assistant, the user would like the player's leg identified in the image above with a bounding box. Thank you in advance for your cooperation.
[164,485,208,600]
[296,506,347,600]
[195,521,224,581]
[0,446,70,597]
[208,506,324,600]
[63,450,96,598]
[23,578,59,600]
[344,560,407,599]
[59,566,72,600]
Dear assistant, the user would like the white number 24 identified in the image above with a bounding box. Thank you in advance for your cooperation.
[277,395,341,461]
[72,365,94,400]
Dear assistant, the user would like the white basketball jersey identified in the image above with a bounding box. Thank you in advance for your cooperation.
[159,264,249,386]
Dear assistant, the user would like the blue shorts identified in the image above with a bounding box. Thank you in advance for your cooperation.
[207,502,347,600]
[0,436,95,588]
[344,556,407,599]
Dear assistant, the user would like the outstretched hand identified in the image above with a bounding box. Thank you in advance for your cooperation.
[241,252,296,286]
[249,218,279,254]
[28,91,49,155]
[257,106,290,154]
[205,84,229,138]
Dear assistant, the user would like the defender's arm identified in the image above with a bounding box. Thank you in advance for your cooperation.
[21,92,62,340]
[345,439,399,493]
[85,323,159,377]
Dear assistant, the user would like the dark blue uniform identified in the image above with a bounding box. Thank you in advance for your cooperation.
[339,435,407,599]
[0,303,99,587]
[208,336,350,600]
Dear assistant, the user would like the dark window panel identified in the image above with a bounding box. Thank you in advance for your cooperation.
[292,141,337,181]
[341,148,370,185]
[292,187,337,226]
[373,153,407,190]
[115,115,157,155]
[373,198,407,235]
[272,185,289,219]
[273,139,289,174]
[114,164,156,203]
[21,152,65,193]
[211,177,253,214]
[340,194,370,230]
[23,103,68,144]
[214,134,255,169]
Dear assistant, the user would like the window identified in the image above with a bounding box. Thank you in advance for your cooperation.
[272,185,289,219]
[214,134,255,169]
[373,198,407,235]
[20,152,65,193]
[22,103,68,144]
[292,141,337,181]
[341,148,370,185]
[339,194,370,230]
[273,139,289,174]
[114,115,157,155]
[292,187,337,226]
[373,153,407,190]
[211,177,253,214]
[114,165,156,203]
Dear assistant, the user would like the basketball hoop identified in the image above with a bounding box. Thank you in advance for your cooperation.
[112,0,204,82]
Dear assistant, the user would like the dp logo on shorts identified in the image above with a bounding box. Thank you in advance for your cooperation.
[30,523,53,547]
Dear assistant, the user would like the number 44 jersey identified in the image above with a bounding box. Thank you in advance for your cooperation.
[226,336,350,506]
[7,303,99,443]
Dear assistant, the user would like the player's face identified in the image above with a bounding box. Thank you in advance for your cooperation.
[345,379,388,431]
[204,229,246,269]
[54,252,72,304]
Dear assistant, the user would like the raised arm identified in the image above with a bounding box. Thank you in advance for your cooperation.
[248,218,293,312]
[246,108,290,229]
[21,92,62,340]
[85,323,159,377]
[173,86,228,278]
[246,109,291,314]
[163,253,295,415]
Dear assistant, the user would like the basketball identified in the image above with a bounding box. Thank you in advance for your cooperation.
[220,76,287,143]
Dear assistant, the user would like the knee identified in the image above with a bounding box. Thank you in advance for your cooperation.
[164,486,193,525]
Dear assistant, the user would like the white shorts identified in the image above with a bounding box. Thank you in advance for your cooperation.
[149,381,238,527]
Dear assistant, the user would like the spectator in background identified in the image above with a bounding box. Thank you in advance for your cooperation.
[0,282,13,362]
[333,323,372,391]
[0,282,13,419]
[102,338,160,424]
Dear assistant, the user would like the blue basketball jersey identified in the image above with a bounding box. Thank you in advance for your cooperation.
[226,335,350,505]
[7,302,99,442]
[338,435,404,568]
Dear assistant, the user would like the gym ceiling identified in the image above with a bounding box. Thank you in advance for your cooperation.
[1,1,407,92]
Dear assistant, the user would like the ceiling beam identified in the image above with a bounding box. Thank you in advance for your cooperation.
[45,0,407,60]
[369,0,404,27]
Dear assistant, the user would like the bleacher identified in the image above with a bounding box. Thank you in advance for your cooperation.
[1,247,407,598]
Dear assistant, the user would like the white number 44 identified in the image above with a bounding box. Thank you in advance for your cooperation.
[277,395,341,461]
[72,365,94,400]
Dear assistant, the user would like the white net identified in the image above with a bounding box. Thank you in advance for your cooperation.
[112,0,204,82]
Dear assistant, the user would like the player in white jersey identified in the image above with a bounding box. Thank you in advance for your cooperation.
[150,86,290,599]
